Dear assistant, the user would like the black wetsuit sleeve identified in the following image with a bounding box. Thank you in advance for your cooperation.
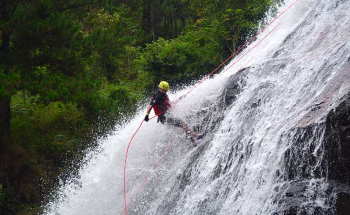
[150,92,165,106]
[150,96,157,106]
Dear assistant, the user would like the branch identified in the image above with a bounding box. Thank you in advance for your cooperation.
[58,1,95,14]
[11,0,21,15]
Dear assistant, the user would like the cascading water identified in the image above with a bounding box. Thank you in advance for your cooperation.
[46,0,350,214]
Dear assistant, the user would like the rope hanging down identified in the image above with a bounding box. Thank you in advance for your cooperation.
[123,113,160,214]
[123,0,300,214]
[120,134,177,215]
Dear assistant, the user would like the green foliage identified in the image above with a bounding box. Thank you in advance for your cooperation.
[190,0,273,53]
[81,6,143,81]
[11,96,87,161]
[138,24,223,85]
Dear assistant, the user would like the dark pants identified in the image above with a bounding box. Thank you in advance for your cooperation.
[158,113,183,128]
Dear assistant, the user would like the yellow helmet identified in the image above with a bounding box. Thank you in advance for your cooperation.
[158,81,170,90]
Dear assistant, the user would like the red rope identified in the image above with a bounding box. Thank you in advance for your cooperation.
[238,57,255,72]
[122,1,300,213]
[120,134,177,215]
[185,0,300,96]
[220,23,281,76]
[123,120,144,214]
[123,112,163,214]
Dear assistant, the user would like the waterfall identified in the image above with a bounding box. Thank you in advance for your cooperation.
[46,0,350,214]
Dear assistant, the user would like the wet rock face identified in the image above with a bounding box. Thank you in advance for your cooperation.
[223,68,247,107]
[335,192,350,215]
[154,71,248,215]
[277,92,350,215]
[192,69,247,134]
[324,92,350,215]
[325,92,350,184]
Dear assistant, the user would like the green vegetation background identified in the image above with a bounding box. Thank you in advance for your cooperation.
[0,0,279,214]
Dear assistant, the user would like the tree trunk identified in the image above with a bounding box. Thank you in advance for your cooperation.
[0,20,12,155]
[0,96,11,155]
[181,16,185,29]
[171,8,175,39]
[1,31,10,56]
[174,9,178,37]
[151,2,156,42]
[232,40,236,54]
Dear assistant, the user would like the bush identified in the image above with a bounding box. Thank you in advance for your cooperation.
[139,26,222,87]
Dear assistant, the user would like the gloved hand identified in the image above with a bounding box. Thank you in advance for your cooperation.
[144,115,149,122]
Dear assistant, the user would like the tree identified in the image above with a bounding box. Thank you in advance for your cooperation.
[0,0,21,153]
[140,0,191,42]
[0,0,94,154]
[81,6,143,81]
[190,0,272,54]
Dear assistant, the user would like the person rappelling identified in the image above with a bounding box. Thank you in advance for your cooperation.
[144,81,204,145]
